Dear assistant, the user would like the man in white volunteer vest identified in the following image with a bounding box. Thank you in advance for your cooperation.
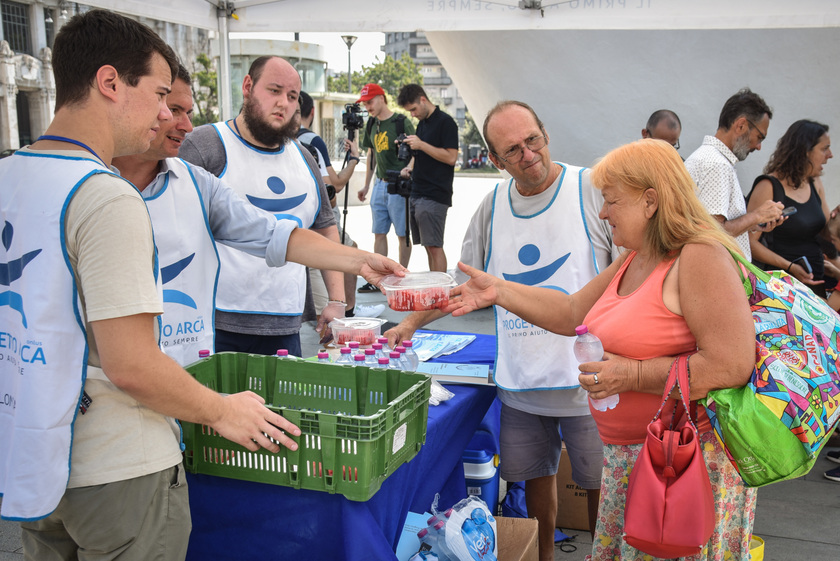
[385,101,616,561]
[180,56,346,357]
[114,67,403,367]
[0,10,305,560]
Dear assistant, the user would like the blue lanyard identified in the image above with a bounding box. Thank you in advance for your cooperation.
[37,135,107,167]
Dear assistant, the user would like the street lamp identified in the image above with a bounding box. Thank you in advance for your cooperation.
[341,35,357,95]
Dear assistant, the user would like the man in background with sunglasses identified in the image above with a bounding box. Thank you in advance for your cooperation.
[685,88,784,260]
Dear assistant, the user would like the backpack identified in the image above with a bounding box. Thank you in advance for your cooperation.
[296,128,321,166]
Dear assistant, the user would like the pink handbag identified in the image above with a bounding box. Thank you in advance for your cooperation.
[623,355,715,558]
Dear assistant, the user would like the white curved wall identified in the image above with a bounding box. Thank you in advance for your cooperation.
[428,27,840,200]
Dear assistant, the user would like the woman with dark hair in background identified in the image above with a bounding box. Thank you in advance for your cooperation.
[746,119,832,296]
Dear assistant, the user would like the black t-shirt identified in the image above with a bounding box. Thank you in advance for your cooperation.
[411,106,459,206]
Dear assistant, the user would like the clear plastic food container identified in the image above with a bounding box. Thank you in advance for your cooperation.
[381,272,457,311]
[329,317,386,346]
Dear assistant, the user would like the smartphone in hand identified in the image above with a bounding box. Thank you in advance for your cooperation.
[759,206,797,228]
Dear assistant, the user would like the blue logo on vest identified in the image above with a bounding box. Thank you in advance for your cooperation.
[0,221,42,327]
[246,176,307,226]
[161,254,197,309]
[501,244,570,292]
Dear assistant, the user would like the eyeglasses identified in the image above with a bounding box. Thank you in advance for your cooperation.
[494,134,547,164]
[746,119,767,142]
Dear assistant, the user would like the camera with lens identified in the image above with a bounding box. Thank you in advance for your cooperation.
[385,169,412,198]
[342,103,364,131]
[395,133,412,162]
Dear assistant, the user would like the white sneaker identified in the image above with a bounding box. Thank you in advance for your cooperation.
[355,304,386,318]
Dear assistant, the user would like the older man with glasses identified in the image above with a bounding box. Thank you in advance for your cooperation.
[384,100,617,561]
[684,88,784,260]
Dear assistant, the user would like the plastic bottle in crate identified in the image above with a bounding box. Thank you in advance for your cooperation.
[377,337,391,353]
[276,349,296,360]
[317,352,331,363]
[395,345,414,371]
[374,357,389,369]
[402,340,420,371]
[387,351,403,370]
[573,325,619,412]
[364,348,378,366]
[353,354,366,365]
[372,342,386,360]
[348,341,360,352]
[335,347,353,365]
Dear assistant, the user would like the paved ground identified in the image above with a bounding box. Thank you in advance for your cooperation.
[3,174,839,560]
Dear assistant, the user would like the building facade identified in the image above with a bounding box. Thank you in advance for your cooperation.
[382,30,467,130]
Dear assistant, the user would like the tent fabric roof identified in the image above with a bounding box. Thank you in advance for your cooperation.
[82,0,840,33]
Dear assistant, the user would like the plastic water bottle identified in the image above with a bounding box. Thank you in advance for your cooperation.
[364,348,378,366]
[374,357,389,369]
[348,341,360,351]
[353,354,366,365]
[387,351,403,370]
[372,342,386,360]
[395,345,411,370]
[317,352,331,363]
[573,325,619,411]
[402,340,420,371]
[429,520,455,560]
[377,337,391,353]
[414,529,445,561]
[198,349,211,359]
[275,349,289,358]
[335,347,353,365]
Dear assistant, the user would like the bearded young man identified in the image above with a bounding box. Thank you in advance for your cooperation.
[180,55,347,357]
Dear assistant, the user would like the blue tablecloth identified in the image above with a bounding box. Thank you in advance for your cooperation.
[185,384,496,560]
[185,331,500,560]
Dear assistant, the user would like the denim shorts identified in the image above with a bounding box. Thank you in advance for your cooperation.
[370,177,408,237]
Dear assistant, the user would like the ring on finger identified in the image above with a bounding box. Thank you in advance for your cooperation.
[593,374,599,384]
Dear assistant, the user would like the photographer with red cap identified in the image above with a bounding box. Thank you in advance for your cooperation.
[356,83,416,283]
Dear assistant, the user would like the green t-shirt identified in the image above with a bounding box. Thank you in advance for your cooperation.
[361,113,416,179]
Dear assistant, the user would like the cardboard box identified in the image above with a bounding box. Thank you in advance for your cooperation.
[555,443,591,531]
[497,516,538,561]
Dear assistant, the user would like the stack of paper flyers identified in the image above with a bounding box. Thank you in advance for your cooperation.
[411,332,476,362]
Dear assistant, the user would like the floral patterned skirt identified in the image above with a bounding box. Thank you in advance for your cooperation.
[590,431,757,561]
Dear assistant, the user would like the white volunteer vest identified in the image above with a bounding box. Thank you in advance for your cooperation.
[0,153,108,520]
[212,122,320,315]
[143,159,218,366]
[486,164,600,391]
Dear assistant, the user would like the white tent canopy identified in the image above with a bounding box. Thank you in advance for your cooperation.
[81,1,840,196]
[83,0,840,32]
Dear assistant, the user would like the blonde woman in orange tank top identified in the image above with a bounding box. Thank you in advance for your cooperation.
[446,139,758,560]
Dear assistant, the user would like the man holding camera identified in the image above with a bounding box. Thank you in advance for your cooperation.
[397,84,459,272]
[357,83,416,282]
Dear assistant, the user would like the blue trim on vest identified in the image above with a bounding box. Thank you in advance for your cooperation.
[183,160,221,357]
[15,151,108,167]
[509,163,565,219]
[289,142,321,230]
[223,120,288,155]
[576,167,601,275]
[143,172,170,201]
[211,123,229,178]
[484,182,501,272]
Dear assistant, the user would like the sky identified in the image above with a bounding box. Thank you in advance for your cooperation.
[230,31,387,74]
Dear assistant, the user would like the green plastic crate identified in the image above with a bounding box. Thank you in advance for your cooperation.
[181,352,431,501]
